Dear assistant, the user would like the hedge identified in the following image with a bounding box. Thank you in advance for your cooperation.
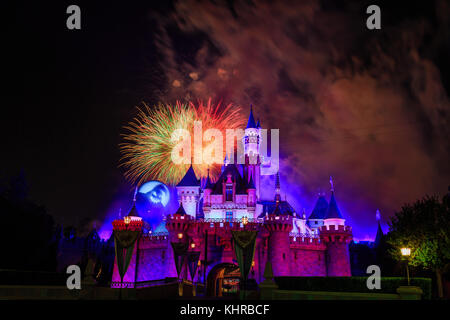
[0,269,67,286]
[274,276,432,300]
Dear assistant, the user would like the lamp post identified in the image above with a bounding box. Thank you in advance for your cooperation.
[401,247,411,286]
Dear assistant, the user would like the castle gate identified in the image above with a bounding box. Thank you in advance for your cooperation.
[206,263,240,297]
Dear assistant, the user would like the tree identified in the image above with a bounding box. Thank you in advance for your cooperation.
[387,194,450,298]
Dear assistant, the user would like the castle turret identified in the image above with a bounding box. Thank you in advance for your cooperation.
[319,177,352,276]
[176,164,201,218]
[243,105,261,199]
[111,189,143,287]
[203,168,213,207]
[264,204,293,276]
[274,172,281,203]
[307,192,328,230]
[247,176,256,206]
[166,204,192,243]
[323,177,345,227]
[374,209,384,247]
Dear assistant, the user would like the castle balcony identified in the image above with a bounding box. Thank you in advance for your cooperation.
[191,218,264,234]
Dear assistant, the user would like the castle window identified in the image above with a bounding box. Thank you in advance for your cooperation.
[226,185,233,201]
[226,211,233,222]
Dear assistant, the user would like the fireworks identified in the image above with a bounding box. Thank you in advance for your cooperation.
[120,99,245,186]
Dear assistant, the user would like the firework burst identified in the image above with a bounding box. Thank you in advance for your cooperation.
[120,99,245,186]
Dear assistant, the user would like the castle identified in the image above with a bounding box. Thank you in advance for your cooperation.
[111,107,353,293]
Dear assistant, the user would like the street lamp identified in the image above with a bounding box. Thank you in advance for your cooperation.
[401,247,411,286]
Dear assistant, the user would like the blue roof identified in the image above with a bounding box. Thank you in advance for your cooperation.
[204,170,213,189]
[258,200,295,218]
[308,196,328,220]
[247,176,255,189]
[153,220,168,234]
[374,222,384,247]
[325,192,343,219]
[246,105,257,129]
[177,165,200,187]
[127,203,140,217]
[175,204,187,215]
[256,118,261,128]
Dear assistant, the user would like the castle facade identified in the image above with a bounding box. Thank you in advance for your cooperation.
[111,107,352,291]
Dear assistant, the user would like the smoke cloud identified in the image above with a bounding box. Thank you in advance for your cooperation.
[147,0,450,240]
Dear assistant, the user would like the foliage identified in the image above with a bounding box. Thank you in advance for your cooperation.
[386,195,450,271]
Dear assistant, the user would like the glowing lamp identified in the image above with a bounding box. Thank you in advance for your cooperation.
[242,216,248,225]
[197,260,201,266]
[401,248,411,256]
[191,243,196,249]
[251,261,255,267]
[124,216,131,225]
[177,233,183,239]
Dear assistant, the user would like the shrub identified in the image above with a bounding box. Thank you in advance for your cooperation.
[274,276,432,299]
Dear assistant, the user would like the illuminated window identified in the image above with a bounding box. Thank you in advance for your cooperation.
[226,211,233,222]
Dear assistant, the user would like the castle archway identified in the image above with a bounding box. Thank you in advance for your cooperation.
[206,263,240,297]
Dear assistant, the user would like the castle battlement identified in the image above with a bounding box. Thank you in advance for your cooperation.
[112,219,143,231]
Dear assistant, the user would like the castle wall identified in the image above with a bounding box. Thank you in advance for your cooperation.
[268,232,291,276]
[136,238,177,282]
[326,242,351,276]
[289,248,326,276]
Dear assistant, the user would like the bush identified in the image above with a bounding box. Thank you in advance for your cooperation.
[274,277,432,300]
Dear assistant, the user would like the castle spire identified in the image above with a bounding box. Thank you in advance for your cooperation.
[329,176,334,193]
[133,186,138,202]
[205,167,213,189]
[374,209,384,247]
[246,104,257,129]
[274,172,281,203]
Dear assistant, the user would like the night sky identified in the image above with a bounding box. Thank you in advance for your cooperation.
[3,1,449,240]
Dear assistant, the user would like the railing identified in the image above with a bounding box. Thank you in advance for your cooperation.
[289,232,319,239]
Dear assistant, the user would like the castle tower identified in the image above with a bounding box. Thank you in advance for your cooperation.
[307,192,328,230]
[263,204,293,276]
[111,190,143,287]
[166,204,191,243]
[247,175,256,206]
[243,105,261,199]
[320,177,352,276]
[176,164,201,218]
[166,204,192,279]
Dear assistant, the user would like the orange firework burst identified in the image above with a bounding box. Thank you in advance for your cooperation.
[120,99,245,186]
